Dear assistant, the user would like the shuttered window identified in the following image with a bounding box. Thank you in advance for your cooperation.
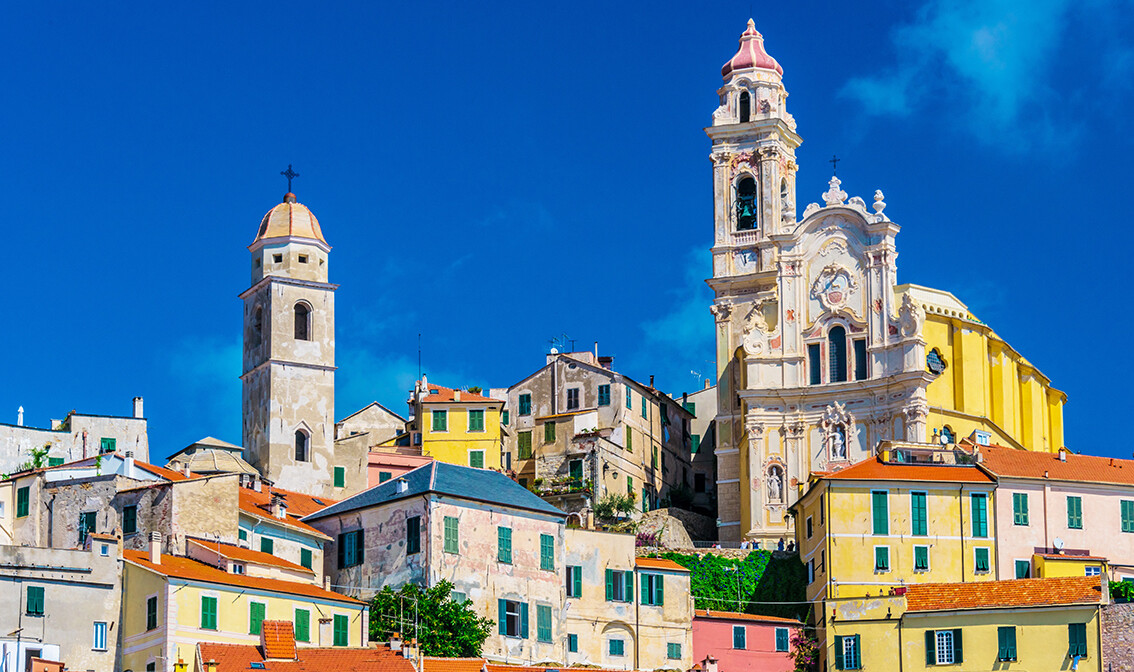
[997,626,1017,661]
[536,604,552,642]
[605,569,634,602]
[301,548,313,569]
[406,516,421,555]
[519,394,532,416]
[640,573,664,606]
[444,516,459,554]
[545,422,556,443]
[872,491,889,535]
[911,492,927,536]
[625,384,632,409]
[974,548,991,573]
[568,634,578,652]
[732,625,746,649]
[927,629,962,665]
[333,614,349,646]
[1068,496,1083,529]
[775,627,790,652]
[874,546,890,571]
[338,530,364,568]
[914,546,930,572]
[200,596,217,630]
[432,410,448,432]
[1015,559,1031,579]
[261,537,274,555]
[295,609,311,642]
[567,388,580,410]
[540,533,555,570]
[1122,501,1134,533]
[333,467,345,488]
[834,635,861,669]
[566,565,582,598]
[971,493,988,537]
[146,596,158,630]
[668,643,682,659]
[1013,493,1029,525]
[468,409,485,432]
[16,487,29,518]
[26,586,44,616]
[1068,623,1088,658]
[123,505,138,535]
[518,432,532,459]
[249,602,265,635]
[498,527,512,564]
[598,384,611,406]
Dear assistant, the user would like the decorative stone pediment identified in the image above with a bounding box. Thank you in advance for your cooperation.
[809,264,859,313]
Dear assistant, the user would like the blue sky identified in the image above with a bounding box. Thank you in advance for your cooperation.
[1,1,1131,458]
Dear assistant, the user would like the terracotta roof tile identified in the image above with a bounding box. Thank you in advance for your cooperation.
[694,609,803,624]
[239,486,335,538]
[417,382,498,404]
[423,657,486,672]
[904,576,1103,612]
[186,538,314,574]
[1036,553,1108,561]
[486,665,637,672]
[261,620,298,660]
[975,443,1134,486]
[124,550,362,605]
[821,456,994,484]
[635,557,690,572]
[198,643,414,672]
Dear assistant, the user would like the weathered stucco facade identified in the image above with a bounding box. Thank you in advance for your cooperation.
[0,542,122,672]
[0,400,149,475]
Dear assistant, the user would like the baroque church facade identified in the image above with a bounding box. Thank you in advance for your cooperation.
[708,21,1067,545]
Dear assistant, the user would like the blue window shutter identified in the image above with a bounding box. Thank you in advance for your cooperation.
[605,569,614,601]
[656,575,664,606]
[640,574,649,604]
[498,599,507,635]
[624,570,634,602]
[520,602,529,639]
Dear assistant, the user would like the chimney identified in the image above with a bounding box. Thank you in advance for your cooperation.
[183,464,191,478]
[703,656,719,672]
[396,478,409,494]
[17,406,23,427]
[704,377,711,390]
[598,355,614,370]
[124,450,135,478]
[149,532,162,564]
[1059,447,1067,462]
[324,575,331,591]
[594,341,599,358]
[133,396,144,419]
[454,390,461,402]
[271,493,288,519]
[649,374,655,389]
[204,660,218,672]
[389,632,402,653]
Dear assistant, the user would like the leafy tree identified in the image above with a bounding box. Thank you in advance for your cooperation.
[16,444,51,472]
[652,550,807,621]
[1111,580,1134,603]
[789,628,819,672]
[369,580,493,657]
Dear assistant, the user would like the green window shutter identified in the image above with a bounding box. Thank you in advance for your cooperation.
[733,625,746,649]
[640,573,649,604]
[952,629,963,663]
[599,385,610,406]
[444,516,459,554]
[775,628,789,652]
[625,384,632,409]
[1067,496,1082,529]
[972,494,988,537]
[691,435,701,453]
[498,527,512,564]
[201,596,217,630]
[1122,501,1134,533]
[540,533,554,570]
[469,410,485,432]
[261,537,273,555]
[379,471,392,483]
[16,487,29,518]
[545,422,556,443]
[519,394,531,416]
[915,546,929,571]
[997,626,1016,661]
[1015,560,1030,579]
[301,548,313,569]
[627,476,633,494]
[355,530,364,564]
[498,599,507,635]
[432,410,447,432]
[641,402,648,419]
[834,635,845,670]
[1014,493,1029,525]
[47,456,64,467]
[925,630,935,666]
[911,492,927,535]
[503,410,510,425]
[239,528,248,541]
[536,604,552,642]
[656,575,664,605]
[875,546,889,571]
[520,602,529,639]
[518,432,532,459]
[334,467,345,488]
[333,614,348,646]
[568,633,578,652]
[406,516,420,554]
[626,428,632,452]
[975,548,989,572]
[146,597,158,630]
[573,566,582,598]
[469,451,484,468]
[100,437,116,453]
[250,602,265,635]
[624,570,634,602]
[295,609,310,642]
[123,505,138,535]
[668,642,681,659]
[26,586,44,615]
[1068,623,1087,657]
[872,491,889,534]
[605,569,614,601]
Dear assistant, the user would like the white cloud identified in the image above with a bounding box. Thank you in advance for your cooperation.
[841,0,1087,149]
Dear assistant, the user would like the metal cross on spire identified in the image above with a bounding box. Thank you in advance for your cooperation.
[829,155,840,177]
[280,164,299,192]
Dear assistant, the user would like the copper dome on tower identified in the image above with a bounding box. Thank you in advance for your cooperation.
[251,192,327,247]
[722,19,783,78]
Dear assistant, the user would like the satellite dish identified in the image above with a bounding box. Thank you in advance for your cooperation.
[550,347,559,354]
[1053,537,1065,551]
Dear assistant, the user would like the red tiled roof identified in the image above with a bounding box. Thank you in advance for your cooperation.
[198,643,414,672]
[635,557,691,572]
[820,456,994,484]
[905,577,1103,612]
[417,382,497,404]
[694,609,802,625]
[186,537,314,574]
[1036,553,1108,561]
[124,550,362,605]
[487,665,636,672]
[239,486,335,538]
[261,620,297,660]
[423,658,486,672]
[975,443,1134,486]
[88,533,118,541]
[136,460,192,481]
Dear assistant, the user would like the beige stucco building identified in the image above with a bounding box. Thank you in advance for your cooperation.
[0,398,148,475]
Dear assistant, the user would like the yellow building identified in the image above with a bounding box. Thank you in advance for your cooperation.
[826,576,1105,671]
[121,539,366,672]
[793,442,998,606]
[901,284,1066,453]
[403,378,503,469]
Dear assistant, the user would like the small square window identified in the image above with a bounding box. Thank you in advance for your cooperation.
[298,255,308,263]
[273,254,283,263]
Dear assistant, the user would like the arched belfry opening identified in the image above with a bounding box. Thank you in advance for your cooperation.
[736,177,758,230]
[739,90,751,123]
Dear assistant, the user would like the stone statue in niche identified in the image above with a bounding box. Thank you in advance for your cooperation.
[829,426,847,460]
[821,402,855,462]
[767,466,784,503]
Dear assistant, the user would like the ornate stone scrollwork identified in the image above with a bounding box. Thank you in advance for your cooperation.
[822,176,847,206]
[746,415,766,439]
[898,293,925,337]
[710,302,733,323]
[810,264,859,313]
[741,294,778,356]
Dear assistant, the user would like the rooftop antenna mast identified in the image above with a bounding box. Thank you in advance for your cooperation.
[417,333,422,379]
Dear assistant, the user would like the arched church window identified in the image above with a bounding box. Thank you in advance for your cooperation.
[295,429,309,462]
[252,306,263,348]
[294,303,311,341]
[736,177,758,231]
[828,326,848,382]
[926,348,947,375]
[739,91,751,123]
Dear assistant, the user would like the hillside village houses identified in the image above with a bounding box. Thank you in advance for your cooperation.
[4,16,1134,672]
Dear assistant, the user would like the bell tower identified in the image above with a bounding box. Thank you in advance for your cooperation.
[240,187,339,496]
[707,19,802,544]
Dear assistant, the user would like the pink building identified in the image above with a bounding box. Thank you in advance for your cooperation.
[367,449,433,487]
[692,610,801,672]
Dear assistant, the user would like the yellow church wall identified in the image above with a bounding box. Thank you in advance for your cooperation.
[915,294,1066,453]
[423,405,503,469]
[1034,554,1107,578]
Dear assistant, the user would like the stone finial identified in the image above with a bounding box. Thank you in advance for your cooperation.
[823,176,847,206]
[873,190,888,219]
